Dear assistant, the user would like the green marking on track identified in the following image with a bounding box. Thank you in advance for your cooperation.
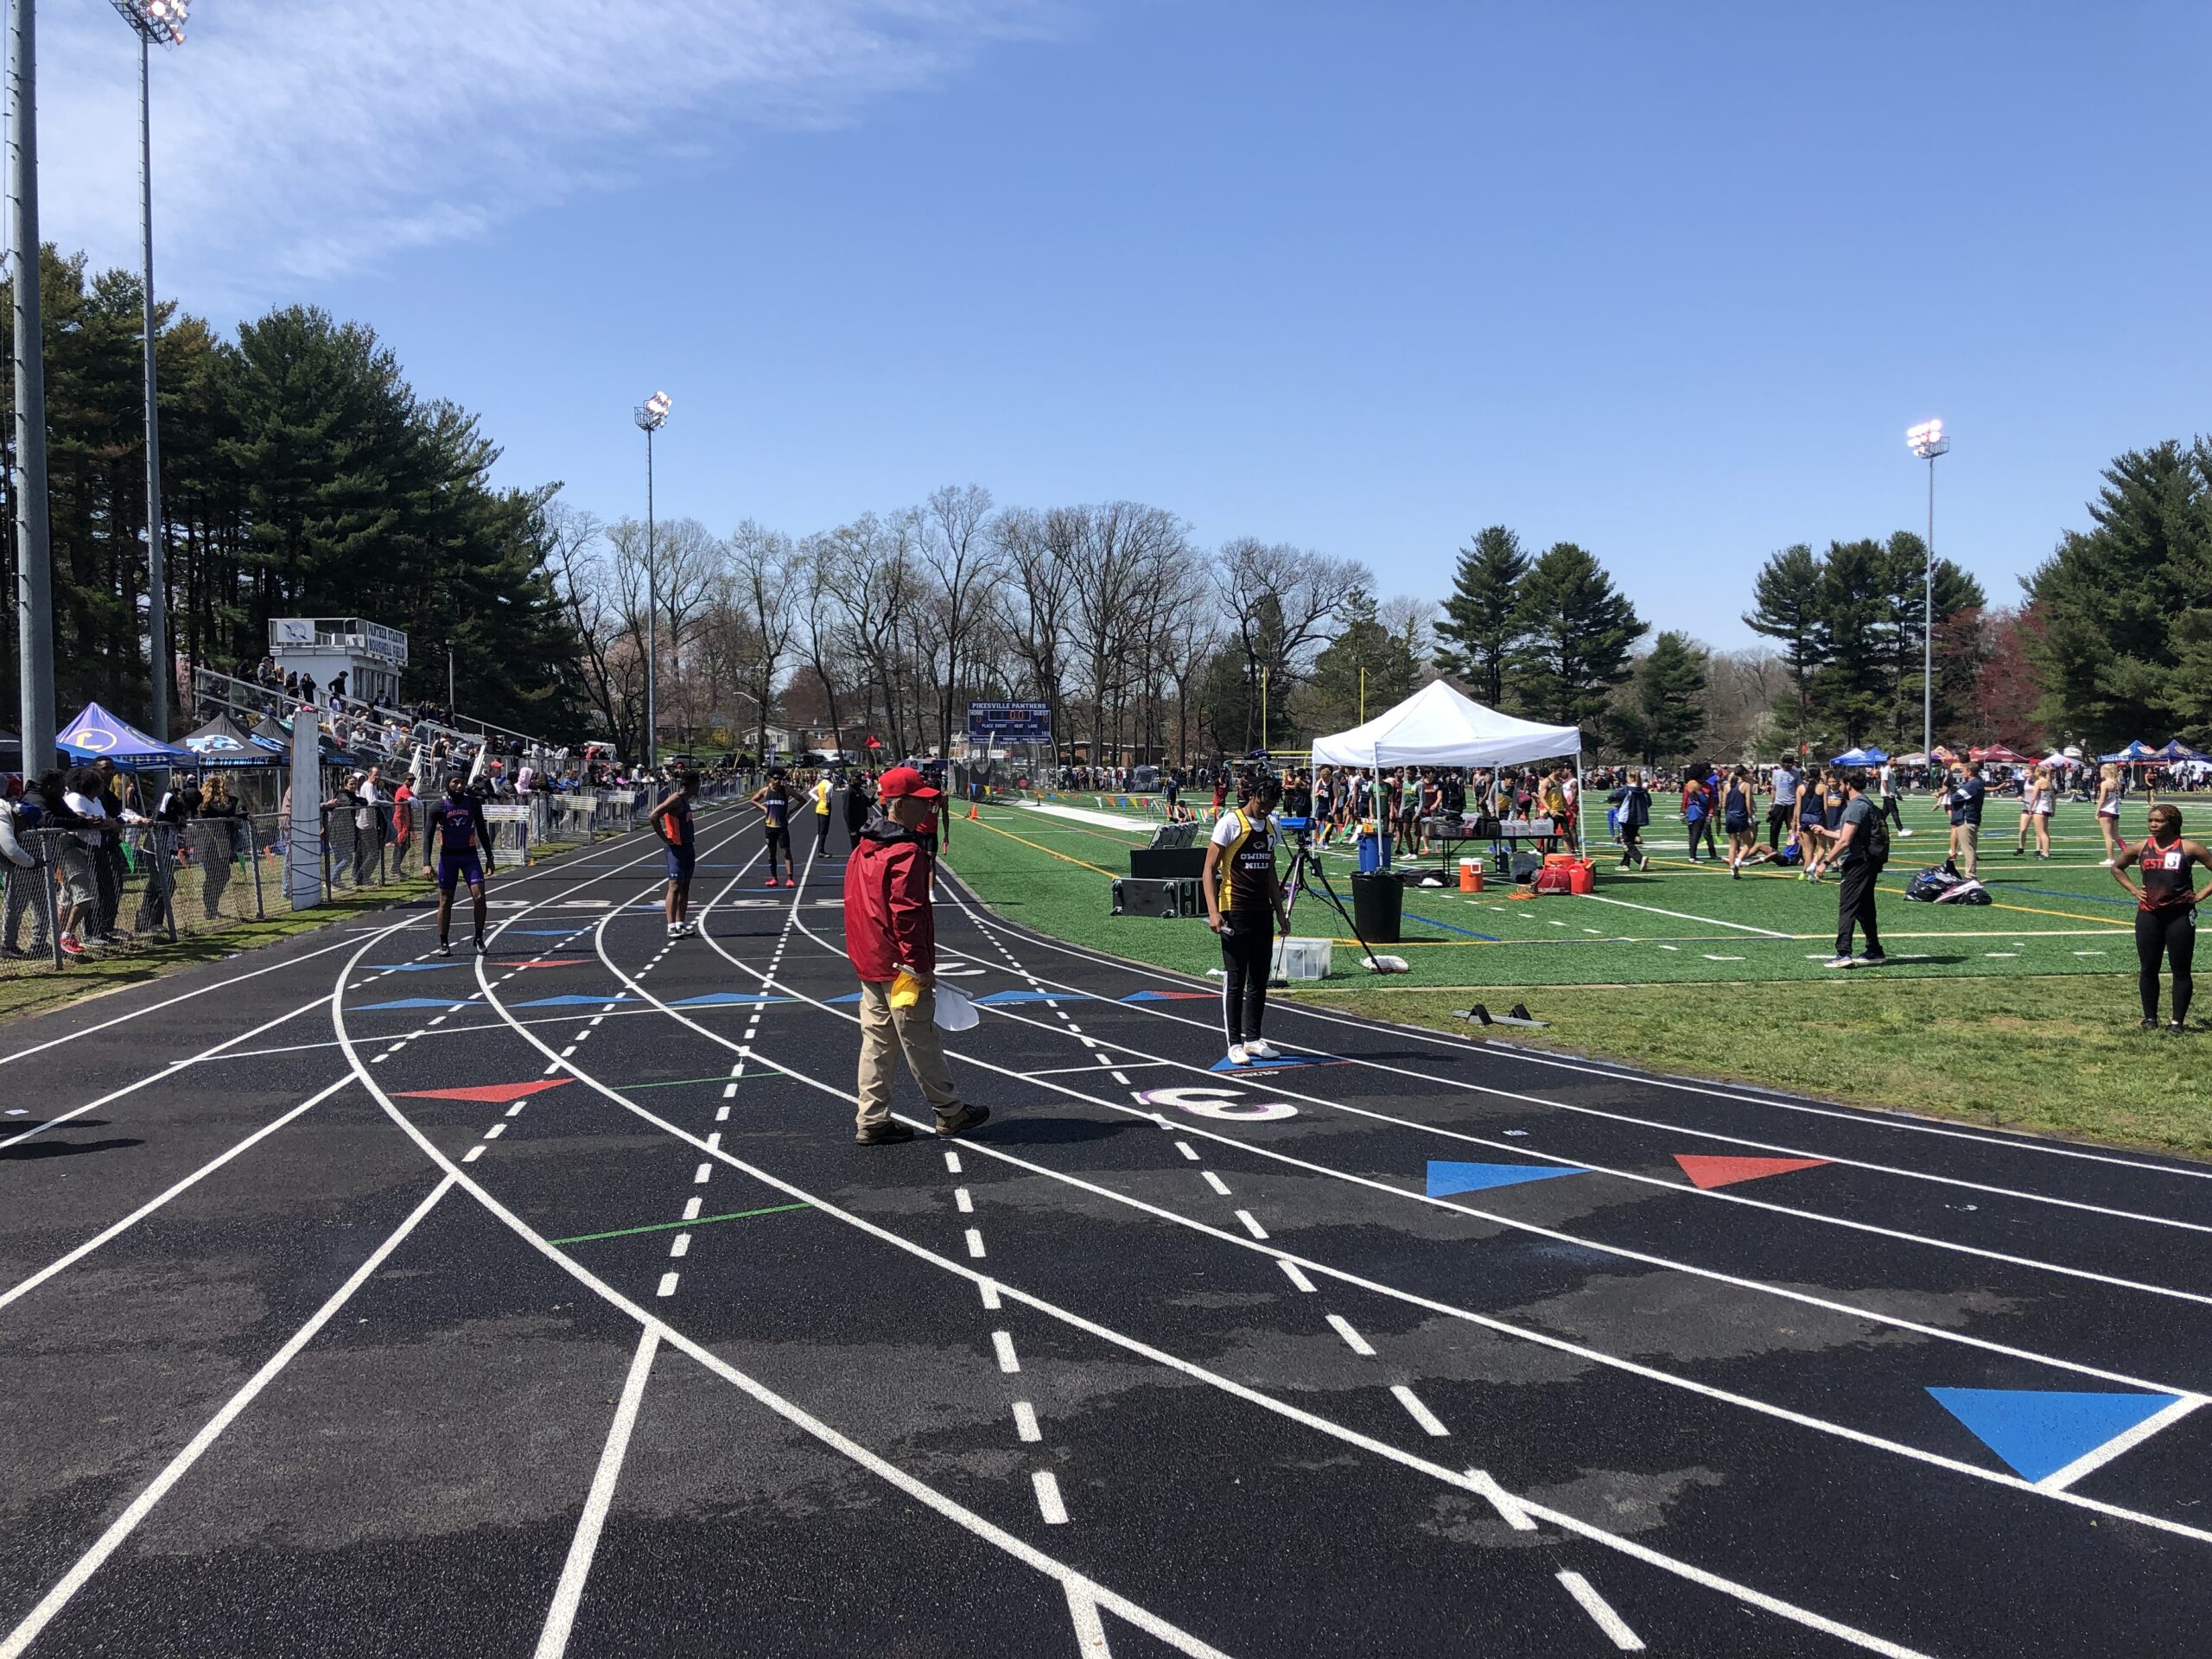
[617,1075,747,1091]
[549,1202,812,1244]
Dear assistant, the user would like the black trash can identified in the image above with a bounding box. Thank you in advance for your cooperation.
[1350,871,1403,944]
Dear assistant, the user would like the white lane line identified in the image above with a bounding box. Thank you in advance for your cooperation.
[1579,892,1790,937]
[1468,1468,1535,1530]
[1175,1142,1201,1161]
[467,881,1939,1651]
[482,1123,506,1140]
[965,1228,988,1259]
[1233,1210,1268,1240]
[1032,1471,1070,1525]
[693,1163,711,1184]
[1556,1570,1645,1650]
[721,1083,738,1098]
[0,1178,454,1659]
[1063,1582,1115,1657]
[462,1146,486,1163]
[656,1272,679,1298]
[705,1132,721,1151]
[2038,1395,2205,1491]
[505,1102,526,1117]
[944,1151,963,1173]
[1277,1260,1317,1294]
[1201,1171,1232,1197]
[682,1196,702,1220]
[1327,1314,1375,1357]
[715,1106,729,1122]
[955,1188,975,1214]
[532,1327,661,1659]
[1013,1401,1043,1443]
[993,1331,1020,1373]
[0,1077,350,1313]
[1390,1384,1450,1437]
[668,1234,690,1259]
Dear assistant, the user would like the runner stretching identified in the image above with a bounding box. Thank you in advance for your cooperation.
[421,778,494,957]
[2112,804,2210,1033]
[652,769,700,938]
[750,768,796,887]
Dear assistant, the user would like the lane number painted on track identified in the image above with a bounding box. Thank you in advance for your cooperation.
[1137,1085,1297,1122]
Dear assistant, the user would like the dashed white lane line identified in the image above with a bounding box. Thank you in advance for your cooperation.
[682,1196,702,1221]
[483,1123,505,1140]
[1200,1171,1232,1197]
[462,1145,486,1163]
[955,1188,975,1214]
[715,1106,730,1122]
[1390,1384,1450,1437]
[1469,1468,1537,1530]
[1233,1209,1269,1240]
[1032,1470,1070,1525]
[1277,1260,1317,1294]
[559,1046,579,1058]
[1174,1141,1201,1161]
[1327,1313,1376,1357]
[1556,1570,1645,1649]
[706,1132,721,1151]
[1012,1401,1043,1443]
[1110,1071,1130,1084]
[944,1151,963,1173]
[668,1233,690,1258]
[965,1228,988,1259]
[721,1083,739,1098]
[978,1280,1001,1311]
[693,1163,711,1184]
[992,1331,1020,1373]
[505,1102,526,1117]
[655,1271,679,1298]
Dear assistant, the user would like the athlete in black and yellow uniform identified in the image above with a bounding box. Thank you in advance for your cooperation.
[1201,772,1292,1065]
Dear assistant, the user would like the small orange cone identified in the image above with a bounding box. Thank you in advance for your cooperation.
[967,803,979,821]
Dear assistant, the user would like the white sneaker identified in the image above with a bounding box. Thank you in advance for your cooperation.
[1245,1039,1280,1059]
[1226,1044,1249,1065]
[1823,954,1857,969]
[2101,858,2115,868]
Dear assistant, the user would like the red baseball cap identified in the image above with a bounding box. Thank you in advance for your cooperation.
[876,765,941,801]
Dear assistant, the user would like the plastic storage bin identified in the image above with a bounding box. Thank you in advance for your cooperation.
[1274,937,1333,982]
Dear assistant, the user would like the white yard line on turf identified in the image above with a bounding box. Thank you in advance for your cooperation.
[0,1176,454,1659]
[939,893,2212,1188]
[435,931,1942,1657]
[327,942,1242,1659]
[592,893,2212,1550]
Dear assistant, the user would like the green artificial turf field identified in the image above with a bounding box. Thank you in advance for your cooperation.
[942,792,2170,988]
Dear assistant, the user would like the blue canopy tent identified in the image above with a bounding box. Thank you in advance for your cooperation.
[182,713,283,767]
[57,702,188,769]
[2156,739,2211,763]
[1831,746,1890,766]
[2101,741,2159,763]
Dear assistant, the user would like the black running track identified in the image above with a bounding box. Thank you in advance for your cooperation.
[4,799,2211,1658]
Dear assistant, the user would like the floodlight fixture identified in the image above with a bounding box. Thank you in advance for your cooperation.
[1907,418,1948,460]
[111,0,188,46]
[633,391,672,762]
[635,390,671,431]
[1906,418,1952,761]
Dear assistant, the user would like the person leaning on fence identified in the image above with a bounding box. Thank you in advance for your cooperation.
[1,780,45,959]
[196,776,244,921]
[842,765,988,1145]
[1812,768,1889,968]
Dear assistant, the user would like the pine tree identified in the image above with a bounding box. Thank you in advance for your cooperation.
[1743,543,1828,751]
[1615,632,1709,765]
[1510,543,1645,727]
[1308,587,1422,732]
[1433,525,1527,708]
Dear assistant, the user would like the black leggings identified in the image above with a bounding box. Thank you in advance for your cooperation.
[2135,906,2196,1024]
[1218,911,1274,1047]
[1687,817,1717,861]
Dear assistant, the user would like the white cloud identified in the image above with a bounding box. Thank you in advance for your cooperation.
[41,0,1063,303]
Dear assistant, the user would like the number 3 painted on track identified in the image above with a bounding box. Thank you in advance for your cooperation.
[1137,1086,1297,1122]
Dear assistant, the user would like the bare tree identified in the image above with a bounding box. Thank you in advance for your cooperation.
[995,505,1078,761]
[919,483,1001,753]
[728,518,797,760]
[1214,537,1370,748]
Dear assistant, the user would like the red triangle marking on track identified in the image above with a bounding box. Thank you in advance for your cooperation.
[1674,1154,1830,1189]
[398,1079,574,1103]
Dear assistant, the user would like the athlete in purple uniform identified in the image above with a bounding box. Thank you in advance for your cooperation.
[422,778,495,956]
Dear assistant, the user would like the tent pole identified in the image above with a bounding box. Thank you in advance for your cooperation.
[1574,754,1585,860]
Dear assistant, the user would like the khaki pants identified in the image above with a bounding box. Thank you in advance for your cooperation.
[1954,821,1979,877]
[855,978,962,1133]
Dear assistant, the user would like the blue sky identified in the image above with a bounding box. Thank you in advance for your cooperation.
[43,2,2212,648]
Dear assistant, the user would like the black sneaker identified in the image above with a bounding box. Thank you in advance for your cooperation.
[856,1121,917,1145]
[2171,1021,2190,1035]
[2139,1018,2159,1031]
[1858,953,1888,966]
[936,1103,991,1138]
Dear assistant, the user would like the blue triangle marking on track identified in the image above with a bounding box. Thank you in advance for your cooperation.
[512,994,636,1007]
[1207,1052,1338,1071]
[975,989,1068,1006]
[671,993,790,1007]
[1425,1160,1586,1197]
[355,997,467,1011]
[825,992,864,1004]
[1926,1388,2185,1483]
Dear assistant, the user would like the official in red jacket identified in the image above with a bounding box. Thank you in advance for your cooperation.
[842,766,989,1145]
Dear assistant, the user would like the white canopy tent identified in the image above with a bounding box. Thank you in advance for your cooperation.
[1309,680,1585,859]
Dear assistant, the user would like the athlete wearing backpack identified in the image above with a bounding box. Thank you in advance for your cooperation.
[1813,769,1888,967]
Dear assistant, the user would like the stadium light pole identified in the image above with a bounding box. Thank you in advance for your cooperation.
[110,0,185,738]
[1907,419,1950,766]
[633,391,671,770]
[10,0,57,774]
